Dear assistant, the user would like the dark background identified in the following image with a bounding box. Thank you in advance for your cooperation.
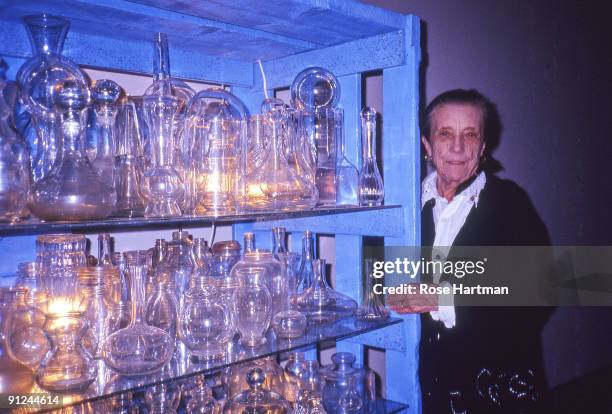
[362,0,612,392]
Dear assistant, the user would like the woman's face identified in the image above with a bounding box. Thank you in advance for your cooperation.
[422,103,486,188]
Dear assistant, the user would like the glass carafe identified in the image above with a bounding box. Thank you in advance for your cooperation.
[101,264,175,375]
[233,267,273,347]
[0,80,30,222]
[293,259,357,324]
[91,79,121,194]
[296,230,316,293]
[358,108,384,206]
[223,367,291,414]
[185,88,247,215]
[245,99,318,212]
[36,311,97,392]
[356,258,389,321]
[335,109,359,206]
[114,97,146,217]
[28,79,116,220]
[17,14,88,182]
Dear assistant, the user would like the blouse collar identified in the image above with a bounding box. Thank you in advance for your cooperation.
[422,170,487,208]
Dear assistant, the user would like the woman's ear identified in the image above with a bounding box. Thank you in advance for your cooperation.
[422,136,432,158]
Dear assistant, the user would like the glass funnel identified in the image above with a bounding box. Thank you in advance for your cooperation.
[0,80,31,222]
[223,367,291,414]
[17,14,88,182]
[358,107,384,206]
[245,99,318,212]
[28,79,116,221]
[101,264,175,376]
[91,79,121,193]
[335,109,359,206]
[185,88,248,215]
[293,259,357,325]
[356,258,389,321]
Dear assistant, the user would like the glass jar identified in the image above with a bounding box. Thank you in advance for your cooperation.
[226,357,286,398]
[77,267,114,359]
[15,262,43,297]
[320,353,376,414]
[293,259,357,325]
[232,267,273,347]
[36,311,97,392]
[36,234,87,278]
[358,107,384,206]
[28,78,116,221]
[211,240,242,278]
[17,14,89,182]
[178,283,235,363]
[223,367,291,414]
[101,264,175,376]
[185,88,248,215]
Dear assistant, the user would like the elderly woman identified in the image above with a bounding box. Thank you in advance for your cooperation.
[392,89,550,413]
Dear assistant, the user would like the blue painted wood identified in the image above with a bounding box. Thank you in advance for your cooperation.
[344,321,406,352]
[251,207,404,237]
[382,14,421,413]
[0,236,37,277]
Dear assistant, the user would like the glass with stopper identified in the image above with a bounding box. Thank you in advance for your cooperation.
[356,258,389,321]
[28,79,116,220]
[17,14,88,182]
[223,367,291,414]
[358,107,384,206]
[293,259,357,324]
[101,264,175,375]
[335,109,359,206]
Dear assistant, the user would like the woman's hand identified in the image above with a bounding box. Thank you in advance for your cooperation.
[387,286,438,314]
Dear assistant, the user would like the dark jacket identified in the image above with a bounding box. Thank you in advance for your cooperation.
[420,174,552,414]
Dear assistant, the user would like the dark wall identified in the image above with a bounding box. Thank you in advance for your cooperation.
[361,0,612,388]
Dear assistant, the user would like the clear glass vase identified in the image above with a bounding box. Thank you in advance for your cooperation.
[356,258,389,321]
[335,109,359,206]
[296,230,316,293]
[358,107,384,206]
[17,14,88,182]
[145,273,178,338]
[293,259,357,325]
[28,79,116,221]
[101,264,175,376]
[232,267,273,347]
[91,79,121,194]
[77,267,113,359]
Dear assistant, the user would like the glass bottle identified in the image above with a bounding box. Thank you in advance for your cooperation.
[297,230,316,293]
[157,230,199,311]
[152,238,168,270]
[145,272,178,337]
[225,356,287,398]
[15,262,43,297]
[179,281,235,363]
[297,360,325,394]
[295,388,327,414]
[356,258,389,321]
[358,107,384,206]
[114,97,146,217]
[272,226,288,260]
[233,267,273,347]
[283,352,306,403]
[272,259,307,340]
[320,353,376,414]
[335,109,359,206]
[101,264,175,376]
[98,233,114,267]
[185,88,248,215]
[211,240,242,278]
[28,79,116,221]
[247,114,267,175]
[0,80,30,222]
[291,67,341,112]
[245,99,318,211]
[186,385,219,414]
[293,259,357,325]
[36,311,97,392]
[144,32,194,214]
[243,232,256,253]
[91,79,121,194]
[0,288,34,395]
[223,367,291,414]
[77,267,113,359]
[194,238,212,268]
[284,106,315,184]
[145,378,182,414]
[17,14,88,182]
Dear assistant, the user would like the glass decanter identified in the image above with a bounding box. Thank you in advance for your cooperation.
[335,109,359,206]
[356,258,389,321]
[36,311,97,392]
[293,259,357,324]
[17,14,88,182]
[245,99,318,212]
[185,88,247,215]
[178,280,235,363]
[223,367,291,414]
[145,272,178,337]
[114,97,146,217]
[0,288,34,395]
[0,80,31,222]
[101,264,175,376]
[144,32,194,214]
[28,79,116,221]
[296,230,316,292]
[91,79,121,193]
[232,267,273,347]
[358,107,384,206]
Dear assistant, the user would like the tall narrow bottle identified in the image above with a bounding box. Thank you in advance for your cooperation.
[335,109,359,205]
[243,232,256,253]
[272,227,288,260]
[97,233,114,267]
[296,230,316,292]
[91,79,121,194]
[358,107,384,206]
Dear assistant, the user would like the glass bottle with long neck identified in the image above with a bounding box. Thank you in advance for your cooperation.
[335,108,359,205]
[28,80,116,220]
[272,227,288,260]
[98,233,114,267]
[296,230,316,292]
[358,107,384,206]
[91,79,121,194]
